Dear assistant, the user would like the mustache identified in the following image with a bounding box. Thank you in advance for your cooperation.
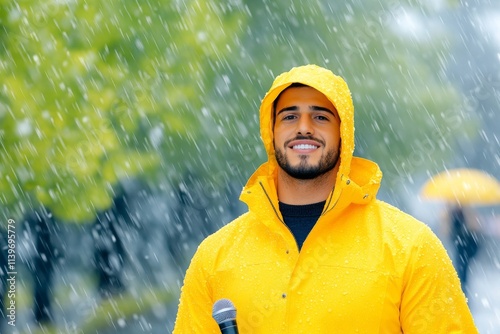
[284,135,325,147]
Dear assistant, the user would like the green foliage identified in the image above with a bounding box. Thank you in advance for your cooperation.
[0,0,248,223]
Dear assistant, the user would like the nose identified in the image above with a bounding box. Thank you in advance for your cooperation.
[297,115,314,135]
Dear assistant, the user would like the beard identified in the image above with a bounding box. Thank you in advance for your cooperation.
[275,140,340,180]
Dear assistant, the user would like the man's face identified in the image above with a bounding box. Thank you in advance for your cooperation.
[273,86,341,180]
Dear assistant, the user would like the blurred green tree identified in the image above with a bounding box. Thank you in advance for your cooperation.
[0,0,247,223]
[0,0,248,329]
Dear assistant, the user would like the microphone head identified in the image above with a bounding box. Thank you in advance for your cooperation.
[212,299,237,325]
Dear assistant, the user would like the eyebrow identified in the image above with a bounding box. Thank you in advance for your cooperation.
[276,105,337,118]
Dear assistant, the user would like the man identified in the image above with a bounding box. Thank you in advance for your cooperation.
[173,65,478,333]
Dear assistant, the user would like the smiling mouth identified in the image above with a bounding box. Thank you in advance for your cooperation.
[292,144,318,150]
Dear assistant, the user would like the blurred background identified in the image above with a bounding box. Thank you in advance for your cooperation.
[0,0,499,332]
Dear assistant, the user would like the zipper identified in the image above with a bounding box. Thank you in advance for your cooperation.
[258,181,300,251]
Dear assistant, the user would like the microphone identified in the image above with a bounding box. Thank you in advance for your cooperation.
[212,299,239,334]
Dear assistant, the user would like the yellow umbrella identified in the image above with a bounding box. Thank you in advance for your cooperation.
[421,168,500,205]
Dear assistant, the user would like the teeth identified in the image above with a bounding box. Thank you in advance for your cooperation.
[293,144,318,150]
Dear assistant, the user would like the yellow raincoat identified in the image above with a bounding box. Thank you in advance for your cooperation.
[173,65,478,333]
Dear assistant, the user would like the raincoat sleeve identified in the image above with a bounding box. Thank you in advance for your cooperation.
[172,245,220,334]
[400,227,478,333]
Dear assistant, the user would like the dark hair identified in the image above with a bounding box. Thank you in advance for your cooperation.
[272,83,309,126]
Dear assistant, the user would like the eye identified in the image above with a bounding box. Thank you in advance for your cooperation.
[282,114,296,121]
[315,114,329,121]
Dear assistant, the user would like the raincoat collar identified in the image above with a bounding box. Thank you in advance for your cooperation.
[240,64,382,223]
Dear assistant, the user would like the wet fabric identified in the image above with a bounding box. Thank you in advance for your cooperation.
[173,65,478,333]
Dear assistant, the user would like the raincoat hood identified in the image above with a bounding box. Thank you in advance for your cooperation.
[242,64,381,214]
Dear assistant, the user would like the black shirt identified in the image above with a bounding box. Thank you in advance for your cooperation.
[278,200,326,251]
